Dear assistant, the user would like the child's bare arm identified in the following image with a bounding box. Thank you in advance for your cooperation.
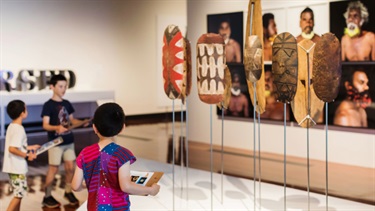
[27,145,41,151]
[118,162,160,196]
[72,166,84,191]
[69,114,91,129]
[42,116,67,134]
[9,146,37,161]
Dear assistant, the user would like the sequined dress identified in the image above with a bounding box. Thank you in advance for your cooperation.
[76,142,136,211]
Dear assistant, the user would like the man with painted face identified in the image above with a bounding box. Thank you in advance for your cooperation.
[296,7,320,43]
[334,68,371,127]
[263,13,278,61]
[225,73,249,117]
[218,19,242,63]
[341,1,375,61]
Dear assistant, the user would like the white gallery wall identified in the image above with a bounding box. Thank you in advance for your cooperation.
[187,0,374,168]
[0,0,186,115]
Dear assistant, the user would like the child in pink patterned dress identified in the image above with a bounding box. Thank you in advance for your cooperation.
[71,102,160,210]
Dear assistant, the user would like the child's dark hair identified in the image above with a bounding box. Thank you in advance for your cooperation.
[93,103,125,137]
[7,100,26,120]
[49,74,67,86]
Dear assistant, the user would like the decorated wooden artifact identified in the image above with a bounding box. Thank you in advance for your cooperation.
[313,33,341,103]
[162,25,190,102]
[271,32,298,103]
[244,35,262,82]
[196,33,226,104]
[245,0,265,114]
[217,66,232,109]
[291,39,324,128]
[181,37,192,104]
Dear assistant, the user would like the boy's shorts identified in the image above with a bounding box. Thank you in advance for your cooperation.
[48,143,76,166]
[9,173,27,198]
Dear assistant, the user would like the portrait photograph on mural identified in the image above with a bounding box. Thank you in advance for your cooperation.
[217,64,253,118]
[260,64,292,122]
[328,0,375,130]
[327,64,375,129]
[216,64,292,122]
[207,11,243,64]
[329,0,375,62]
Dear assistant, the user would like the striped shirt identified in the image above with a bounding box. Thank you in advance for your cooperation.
[76,142,136,211]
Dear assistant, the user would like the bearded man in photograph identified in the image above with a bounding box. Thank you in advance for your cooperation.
[334,68,371,127]
[296,7,321,43]
[341,1,375,61]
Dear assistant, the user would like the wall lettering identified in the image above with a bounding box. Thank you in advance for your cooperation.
[0,69,76,92]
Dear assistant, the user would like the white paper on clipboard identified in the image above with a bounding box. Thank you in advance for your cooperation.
[36,136,64,155]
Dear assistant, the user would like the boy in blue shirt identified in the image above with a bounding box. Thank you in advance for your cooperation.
[41,74,90,208]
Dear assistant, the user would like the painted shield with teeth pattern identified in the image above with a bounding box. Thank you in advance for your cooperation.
[162,25,188,100]
[313,33,341,103]
[196,33,226,104]
[272,32,298,103]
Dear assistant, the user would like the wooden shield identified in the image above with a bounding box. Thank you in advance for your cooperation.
[196,33,226,104]
[245,0,265,114]
[162,25,186,100]
[313,33,341,102]
[217,66,232,110]
[181,38,192,104]
[291,39,324,128]
[272,32,298,103]
[244,35,262,82]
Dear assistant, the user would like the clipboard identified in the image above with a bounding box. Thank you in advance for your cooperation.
[145,171,164,187]
[131,171,164,187]
[36,136,64,155]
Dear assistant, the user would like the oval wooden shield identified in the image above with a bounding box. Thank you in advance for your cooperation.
[217,66,232,110]
[313,33,341,102]
[181,38,192,104]
[244,35,262,82]
[245,0,265,114]
[162,25,186,100]
[272,32,298,103]
[196,33,226,104]
[291,39,324,128]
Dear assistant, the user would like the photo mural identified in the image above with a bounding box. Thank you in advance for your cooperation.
[210,0,375,129]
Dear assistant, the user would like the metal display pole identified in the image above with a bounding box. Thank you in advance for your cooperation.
[221,105,225,204]
[181,103,184,192]
[172,100,175,211]
[325,102,329,211]
[186,98,189,202]
[210,105,213,211]
[306,49,311,211]
[297,43,315,211]
[258,111,261,210]
[307,122,310,211]
[253,81,257,211]
[284,103,287,211]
